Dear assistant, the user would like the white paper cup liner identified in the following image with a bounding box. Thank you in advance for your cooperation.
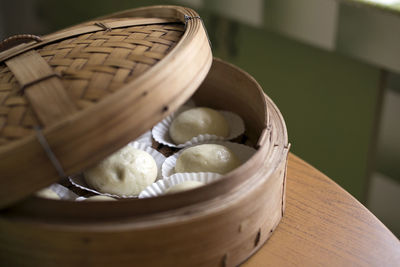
[36,183,79,201]
[182,99,196,107]
[139,172,222,198]
[132,130,153,146]
[69,142,166,199]
[162,141,257,178]
[152,107,245,148]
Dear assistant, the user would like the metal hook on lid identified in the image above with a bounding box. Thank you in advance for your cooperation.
[184,15,212,49]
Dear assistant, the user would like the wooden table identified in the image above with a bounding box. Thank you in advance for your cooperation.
[244,153,400,266]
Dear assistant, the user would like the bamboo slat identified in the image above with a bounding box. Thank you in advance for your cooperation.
[6,50,77,126]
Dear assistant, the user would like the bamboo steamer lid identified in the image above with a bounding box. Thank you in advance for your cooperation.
[0,5,212,209]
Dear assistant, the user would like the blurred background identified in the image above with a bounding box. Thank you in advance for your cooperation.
[0,0,399,236]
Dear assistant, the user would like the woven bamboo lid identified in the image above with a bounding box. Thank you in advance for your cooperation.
[0,6,212,208]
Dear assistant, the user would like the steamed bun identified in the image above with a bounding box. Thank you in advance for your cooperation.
[84,145,157,196]
[36,187,60,199]
[175,144,241,174]
[85,195,117,201]
[169,107,229,144]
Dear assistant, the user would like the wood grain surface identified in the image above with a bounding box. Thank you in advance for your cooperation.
[243,153,400,266]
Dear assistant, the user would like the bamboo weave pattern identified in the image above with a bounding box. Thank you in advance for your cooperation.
[0,22,184,146]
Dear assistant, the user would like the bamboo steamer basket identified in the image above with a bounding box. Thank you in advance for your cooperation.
[0,5,289,267]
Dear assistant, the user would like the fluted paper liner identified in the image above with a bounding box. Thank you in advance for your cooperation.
[133,130,153,146]
[139,172,222,198]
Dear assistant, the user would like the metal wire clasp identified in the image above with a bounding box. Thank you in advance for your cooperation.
[35,126,66,178]
[0,34,42,53]
[184,15,212,49]
[94,22,112,32]
[18,72,61,95]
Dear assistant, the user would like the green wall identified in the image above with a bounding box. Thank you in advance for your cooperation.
[206,17,381,201]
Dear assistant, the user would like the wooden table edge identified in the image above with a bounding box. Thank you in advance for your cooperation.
[243,153,400,266]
